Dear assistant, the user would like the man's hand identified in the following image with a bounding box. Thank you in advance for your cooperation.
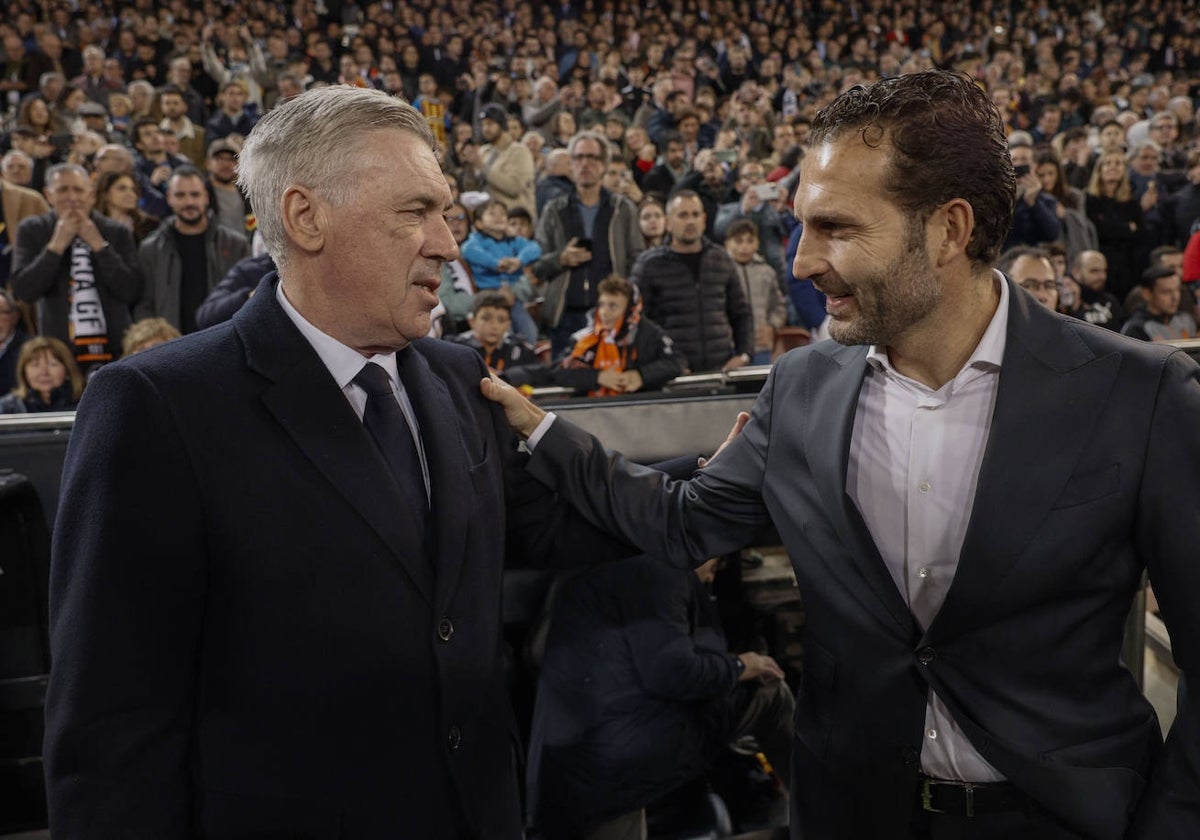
[150,163,172,187]
[736,652,785,682]
[755,324,775,350]
[1018,170,1042,206]
[48,211,83,253]
[481,372,548,439]
[596,369,624,390]
[77,214,107,251]
[617,369,643,393]
[698,411,749,468]
[559,237,593,267]
[722,353,750,372]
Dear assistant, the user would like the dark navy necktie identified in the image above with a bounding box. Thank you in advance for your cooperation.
[353,360,429,515]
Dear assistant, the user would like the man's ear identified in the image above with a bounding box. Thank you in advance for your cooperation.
[930,198,974,268]
[280,185,325,256]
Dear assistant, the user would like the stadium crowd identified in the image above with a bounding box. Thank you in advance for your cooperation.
[4,0,1200,409]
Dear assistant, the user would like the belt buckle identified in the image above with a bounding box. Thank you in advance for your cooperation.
[920,778,944,814]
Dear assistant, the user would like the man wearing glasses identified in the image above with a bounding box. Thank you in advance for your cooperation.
[998,246,1059,311]
[532,130,645,354]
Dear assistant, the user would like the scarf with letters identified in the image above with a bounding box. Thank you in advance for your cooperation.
[68,236,111,365]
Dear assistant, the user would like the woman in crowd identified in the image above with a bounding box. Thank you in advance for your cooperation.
[638,198,667,248]
[548,110,577,150]
[549,275,684,396]
[1036,151,1098,265]
[51,85,87,135]
[93,170,159,243]
[437,200,478,336]
[16,96,54,135]
[1086,150,1144,300]
[0,337,84,414]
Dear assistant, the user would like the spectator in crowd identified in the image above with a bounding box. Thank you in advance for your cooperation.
[638,197,667,248]
[446,290,544,379]
[673,148,733,240]
[1121,265,1198,341]
[0,288,29,395]
[126,79,159,122]
[506,207,535,243]
[136,166,249,333]
[205,80,258,146]
[132,117,187,195]
[1086,150,1144,301]
[548,274,684,396]
[121,317,182,355]
[533,131,645,355]
[93,142,168,219]
[535,148,573,216]
[459,197,540,344]
[1,149,37,188]
[205,139,250,242]
[194,251,277,330]
[164,56,206,126]
[16,95,54,137]
[1035,151,1098,265]
[724,218,787,365]
[436,200,477,337]
[200,24,271,113]
[10,163,140,370]
[632,190,753,374]
[998,245,1060,311]
[642,131,690,201]
[1004,139,1062,250]
[72,45,119,107]
[478,103,537,219]
[0,335,83,414]
[1161,150,1200,249]
[158,84,206,166]
[1067,249,1126,331]
[0,162,48,294]
[49,83,85,135]
[93,170,159,244]
[715,159,788,277]
[527,553,793,839]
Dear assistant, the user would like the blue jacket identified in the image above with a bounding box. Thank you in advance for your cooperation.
[460,231,542,292]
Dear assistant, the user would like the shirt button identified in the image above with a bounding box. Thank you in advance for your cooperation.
[447,725,462,751]
[918,481,931,493]
[437,617,454,642]
[927,728,938,740]
[916,647,936,666]
[917,567,930,579]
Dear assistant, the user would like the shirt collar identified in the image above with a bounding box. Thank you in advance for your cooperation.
[275,281,399,391]
[866,269,1009,384]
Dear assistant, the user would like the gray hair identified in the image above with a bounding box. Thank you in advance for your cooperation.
[237,85,434,268]
[567,130,612,165]
[1126,139,1162,162]
[45,162,90,187]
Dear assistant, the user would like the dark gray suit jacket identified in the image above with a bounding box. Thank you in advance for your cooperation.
[528,280,1200,839]
[44,275,618,838]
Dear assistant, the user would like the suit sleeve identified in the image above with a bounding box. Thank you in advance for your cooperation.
[44,363,206,837]
[526,359,776,568]
[10,217,63,302]
[1129,351,1200,839]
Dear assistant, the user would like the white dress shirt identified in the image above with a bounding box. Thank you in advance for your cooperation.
[275,282,430,500]
[847,273,1010,782]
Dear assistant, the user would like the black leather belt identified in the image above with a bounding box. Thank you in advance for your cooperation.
[917,775,1032,817]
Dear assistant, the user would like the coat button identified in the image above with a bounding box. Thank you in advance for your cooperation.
[437,617,454,642]
[447,725,462,751]
[916,647,936,666]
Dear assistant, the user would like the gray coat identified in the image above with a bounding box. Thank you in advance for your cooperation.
[136,217,250,329]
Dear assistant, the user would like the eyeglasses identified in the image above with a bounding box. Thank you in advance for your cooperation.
[571,153,605,163]
[446,213,467,221]
[1019,280,1059,292]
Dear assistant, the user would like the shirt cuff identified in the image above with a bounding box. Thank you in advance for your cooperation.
[525,411,557,450]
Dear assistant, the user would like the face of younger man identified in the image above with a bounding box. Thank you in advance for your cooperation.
[472,305,511,347]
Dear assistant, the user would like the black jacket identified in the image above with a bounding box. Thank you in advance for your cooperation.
[631,241,754,373]
[545,311,685,394]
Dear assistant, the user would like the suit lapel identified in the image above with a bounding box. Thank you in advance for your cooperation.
[806,343,916,634]
[927,284,1121,637]
[234,276,435,603]
[404,343,473,609]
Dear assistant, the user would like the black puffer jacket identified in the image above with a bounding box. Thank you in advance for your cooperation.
[630,240,754,373]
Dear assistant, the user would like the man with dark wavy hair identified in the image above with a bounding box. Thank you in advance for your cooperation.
[484,70,1200,839]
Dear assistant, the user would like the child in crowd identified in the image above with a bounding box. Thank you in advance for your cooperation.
[724,219,787,365]
[460,198,541,344]
[447,291,545,382]
[506,206,535,241]
[550,275,684,397]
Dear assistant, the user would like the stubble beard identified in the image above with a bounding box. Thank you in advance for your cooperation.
[827,224,943,347]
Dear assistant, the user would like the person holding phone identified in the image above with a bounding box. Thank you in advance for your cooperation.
[1003,138,1062,250]
[714,159,789,277]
